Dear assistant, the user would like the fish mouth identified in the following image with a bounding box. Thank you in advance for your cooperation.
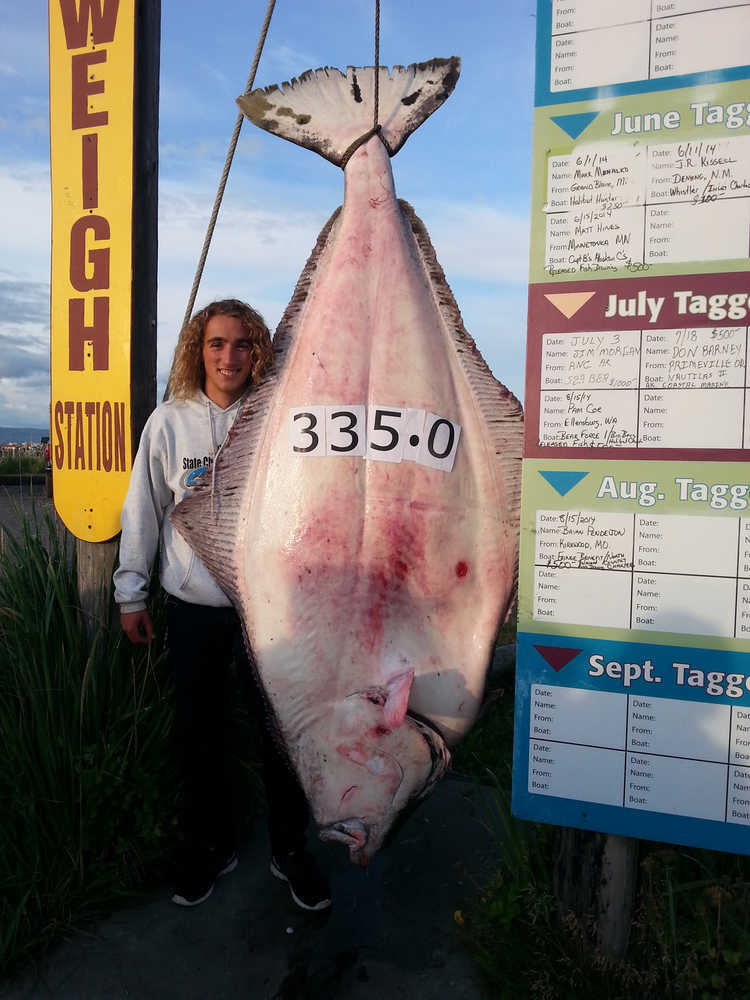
[319,818,369,863]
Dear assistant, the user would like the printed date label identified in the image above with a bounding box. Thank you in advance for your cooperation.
[288,405,461,472]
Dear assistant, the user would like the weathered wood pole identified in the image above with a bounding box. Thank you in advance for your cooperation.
[76,0,160,628]
[553,828,639,959]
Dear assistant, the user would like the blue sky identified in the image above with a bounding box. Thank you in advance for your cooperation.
[0,0,535,428]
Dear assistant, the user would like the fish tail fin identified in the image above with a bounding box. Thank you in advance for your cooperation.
[236,58,460,166]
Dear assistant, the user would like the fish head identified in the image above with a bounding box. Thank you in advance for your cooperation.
[300,675,449,865]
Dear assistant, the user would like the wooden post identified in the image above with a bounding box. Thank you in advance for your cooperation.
[129,0,160,451]
[76,0,160,629]
[553,828,639,959]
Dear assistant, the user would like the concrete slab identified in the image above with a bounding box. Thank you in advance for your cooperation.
[2,775,495,1000]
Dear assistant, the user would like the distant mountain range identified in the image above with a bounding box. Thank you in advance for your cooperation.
[0,427,48,445]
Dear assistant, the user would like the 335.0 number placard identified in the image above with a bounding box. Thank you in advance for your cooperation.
[288,405,461,472]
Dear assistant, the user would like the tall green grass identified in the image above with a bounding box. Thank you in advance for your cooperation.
[0,509,176,976]
[0,454,44,476]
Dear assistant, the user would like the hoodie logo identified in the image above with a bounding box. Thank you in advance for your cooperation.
[179,456,213,496]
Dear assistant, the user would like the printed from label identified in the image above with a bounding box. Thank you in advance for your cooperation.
[288,405,461,472]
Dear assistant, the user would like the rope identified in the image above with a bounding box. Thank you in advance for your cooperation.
[340,0,382,170]
[373,0,380,129]
[180,0,277,334]
[339,124,382,170]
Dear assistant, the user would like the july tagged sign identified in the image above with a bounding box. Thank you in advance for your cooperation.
[49,0,134,541]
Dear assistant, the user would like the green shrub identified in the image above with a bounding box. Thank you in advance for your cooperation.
[0,454,45,475]
[0,511,173,974]
[0,506,265,977]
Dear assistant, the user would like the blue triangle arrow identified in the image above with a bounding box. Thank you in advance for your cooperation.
[539,470,588,496]
[550,112,598,139]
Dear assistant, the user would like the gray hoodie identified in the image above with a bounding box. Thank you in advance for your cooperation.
[113,390,247,612]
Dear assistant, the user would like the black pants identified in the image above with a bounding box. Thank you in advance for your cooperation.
[166,595,309,857]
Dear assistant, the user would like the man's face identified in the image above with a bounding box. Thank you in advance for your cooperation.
[202,314,253,408]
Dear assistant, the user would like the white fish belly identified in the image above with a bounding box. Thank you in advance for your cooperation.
[236,137,515,769]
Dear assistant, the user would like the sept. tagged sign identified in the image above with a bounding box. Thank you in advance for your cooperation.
[49,0,134,541]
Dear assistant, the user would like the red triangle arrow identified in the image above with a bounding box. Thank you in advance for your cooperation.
[533,645,582,672]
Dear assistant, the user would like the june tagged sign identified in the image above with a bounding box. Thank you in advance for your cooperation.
[49,0,135,541]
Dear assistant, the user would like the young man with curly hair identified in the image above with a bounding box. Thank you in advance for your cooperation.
[113,299,331,910]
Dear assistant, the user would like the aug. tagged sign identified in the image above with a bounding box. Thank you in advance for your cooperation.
[49,0,135,541]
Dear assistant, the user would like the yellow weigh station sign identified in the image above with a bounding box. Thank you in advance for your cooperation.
[49,0,135,540]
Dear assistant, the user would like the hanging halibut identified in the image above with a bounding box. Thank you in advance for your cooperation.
[172,58,523,865]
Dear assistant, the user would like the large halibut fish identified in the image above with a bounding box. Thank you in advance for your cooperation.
[172,58,523,864]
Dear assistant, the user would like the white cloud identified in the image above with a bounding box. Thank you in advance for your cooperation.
[0,370,50,428]
[0,163,51,273]
[0,163,51,425]
[23,116,47,136]
[156,176,327,376]
[0,156,530,425]
[265,45,323,80]
[0,19,47,87]
[418,201,531,285]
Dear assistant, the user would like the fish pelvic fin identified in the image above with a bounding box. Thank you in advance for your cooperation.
[355,668,415,730]
[383,669,415,730]
[236,58,460,167]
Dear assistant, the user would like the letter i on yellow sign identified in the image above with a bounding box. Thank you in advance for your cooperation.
[48,0,135,541]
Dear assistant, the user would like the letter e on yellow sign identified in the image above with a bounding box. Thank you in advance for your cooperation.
[48,0,135,540]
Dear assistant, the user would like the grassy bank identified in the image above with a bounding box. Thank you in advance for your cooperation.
[454,670,750,1000]
[0,455,44,476]
[0,509,260,978]
[0,511,176,976]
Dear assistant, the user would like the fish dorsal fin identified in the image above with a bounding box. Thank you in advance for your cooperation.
[236,58,460,166]
[169,371,280,606]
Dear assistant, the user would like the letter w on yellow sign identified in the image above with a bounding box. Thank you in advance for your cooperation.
[48,0,135,540]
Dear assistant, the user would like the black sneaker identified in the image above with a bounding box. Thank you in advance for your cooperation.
[171,848,238,907]
[270,850,332,911]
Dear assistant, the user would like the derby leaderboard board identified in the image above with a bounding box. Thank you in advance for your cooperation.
[513,0,750,854]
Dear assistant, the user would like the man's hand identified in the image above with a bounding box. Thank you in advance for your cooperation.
[120,609,155,645]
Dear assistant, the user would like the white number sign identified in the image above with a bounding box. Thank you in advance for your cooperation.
[325,405,366,457]
[289,404,461,472]
[289,406,326,456]
[419,412,462,472]
[366,407,405,463]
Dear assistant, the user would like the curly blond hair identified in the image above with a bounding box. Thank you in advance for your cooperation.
[167,299,273,399]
